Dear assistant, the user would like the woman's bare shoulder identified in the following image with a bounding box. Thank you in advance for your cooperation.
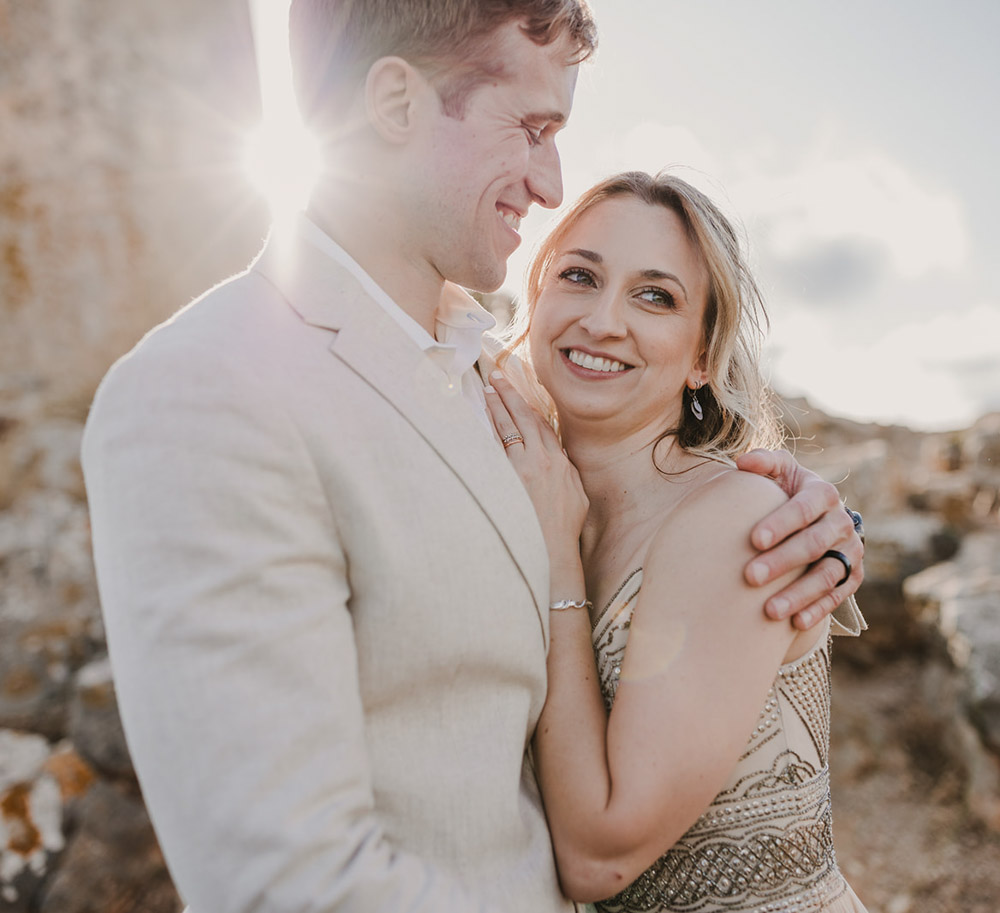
[640,464,794,614]
[662,464,788,542]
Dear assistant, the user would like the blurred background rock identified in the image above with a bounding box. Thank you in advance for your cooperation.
[2,1,999,911]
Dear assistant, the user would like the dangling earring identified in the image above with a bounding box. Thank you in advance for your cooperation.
[689,383,704,421]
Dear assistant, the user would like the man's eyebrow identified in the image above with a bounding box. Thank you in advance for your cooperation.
[527,110,568,125]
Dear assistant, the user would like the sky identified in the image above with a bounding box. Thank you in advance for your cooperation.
[249,0,999,432]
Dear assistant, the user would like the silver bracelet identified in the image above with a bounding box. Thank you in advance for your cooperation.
[549,597,593,611]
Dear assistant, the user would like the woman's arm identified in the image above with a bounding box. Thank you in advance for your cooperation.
[534,472,823,903]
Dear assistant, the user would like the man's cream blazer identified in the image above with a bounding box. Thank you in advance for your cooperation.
[82,225,574,912]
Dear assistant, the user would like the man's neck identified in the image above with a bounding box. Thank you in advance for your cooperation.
[307,188,445,338]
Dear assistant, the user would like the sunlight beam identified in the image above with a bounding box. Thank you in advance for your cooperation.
[244,0,320,223]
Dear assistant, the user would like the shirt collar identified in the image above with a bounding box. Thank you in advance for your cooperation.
[296,213,496,378]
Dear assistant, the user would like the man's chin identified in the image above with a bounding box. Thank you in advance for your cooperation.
[460,261,507,294]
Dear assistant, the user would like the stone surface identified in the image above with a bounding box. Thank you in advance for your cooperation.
[0,730,66,909]
[830,658,1000,913]
[905,531,1000,757]
[0,486,103,739]
[69,657,133,781]
[965,414,1000,472]
[38,779,180,913]
[0,0,268,426]
[1,2,266,905]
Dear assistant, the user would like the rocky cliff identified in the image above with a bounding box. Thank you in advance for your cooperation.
[0,0,268,465]
[1,0,265,908]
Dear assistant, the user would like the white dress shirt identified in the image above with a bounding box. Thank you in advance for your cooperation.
[298,214,498,433]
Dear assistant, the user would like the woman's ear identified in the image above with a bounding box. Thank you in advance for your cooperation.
[687,348,709,391]
[365,56,427,143]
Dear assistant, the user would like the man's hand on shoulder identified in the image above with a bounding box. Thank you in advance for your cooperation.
[736,449,864,630]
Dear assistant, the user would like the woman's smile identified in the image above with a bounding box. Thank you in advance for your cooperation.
[529,196,709,437]
[562,347,634,375]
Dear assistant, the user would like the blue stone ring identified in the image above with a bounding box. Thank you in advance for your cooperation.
[845,506,865,545]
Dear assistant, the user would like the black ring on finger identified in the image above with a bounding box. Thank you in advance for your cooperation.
[821,549,852,588]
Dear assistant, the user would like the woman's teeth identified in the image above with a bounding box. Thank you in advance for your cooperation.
[567,350,628,373]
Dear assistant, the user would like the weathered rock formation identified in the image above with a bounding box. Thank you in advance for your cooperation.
[904,531,1000,830]
[1,0,268,444]
[787,406,1000,840]
[1,0,266,907]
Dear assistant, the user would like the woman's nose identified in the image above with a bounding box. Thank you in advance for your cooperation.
[578,293,626,339]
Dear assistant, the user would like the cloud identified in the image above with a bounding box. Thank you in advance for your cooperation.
[763,236,889,304]
[568,122,972,308]
[768,301,1000,430]
[735,151,970,284]
[569,122,726,200]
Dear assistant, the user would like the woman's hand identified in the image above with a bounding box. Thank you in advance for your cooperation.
[485,371,589,595]
[736,449,865,629]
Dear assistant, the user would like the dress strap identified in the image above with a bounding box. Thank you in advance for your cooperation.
[591,567,643,631]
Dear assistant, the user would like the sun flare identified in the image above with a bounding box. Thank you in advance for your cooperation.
[244,0,320,222]
[243,120,320,221]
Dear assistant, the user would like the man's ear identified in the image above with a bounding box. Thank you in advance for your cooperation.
[365,56,428,143]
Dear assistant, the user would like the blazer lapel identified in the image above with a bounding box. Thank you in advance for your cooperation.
[253,227,551,647]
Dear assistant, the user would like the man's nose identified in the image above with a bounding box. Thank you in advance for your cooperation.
[527,141,564,210]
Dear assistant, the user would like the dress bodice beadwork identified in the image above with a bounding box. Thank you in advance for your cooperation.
[589,569,867,913]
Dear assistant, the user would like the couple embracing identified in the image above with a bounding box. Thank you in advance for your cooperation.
[82,2,867,911]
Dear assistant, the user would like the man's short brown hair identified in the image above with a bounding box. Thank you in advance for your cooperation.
[290,0,597,126]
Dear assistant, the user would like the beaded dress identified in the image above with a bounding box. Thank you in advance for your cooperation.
[588,570,868,913]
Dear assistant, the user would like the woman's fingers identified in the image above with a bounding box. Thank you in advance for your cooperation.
[483,379,526,451]
[485,371,588,558]
[488,371,560,448]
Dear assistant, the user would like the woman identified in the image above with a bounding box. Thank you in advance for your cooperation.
[485,171,867,912]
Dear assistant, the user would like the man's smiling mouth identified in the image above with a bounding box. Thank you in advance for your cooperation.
[498,207,522,231]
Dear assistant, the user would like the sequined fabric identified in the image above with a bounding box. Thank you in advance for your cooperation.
[590,570,867,913]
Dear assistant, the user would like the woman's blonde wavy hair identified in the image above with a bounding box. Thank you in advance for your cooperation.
[500,170,784,465]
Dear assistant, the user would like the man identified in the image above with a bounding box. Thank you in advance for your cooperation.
[81,2,863,911]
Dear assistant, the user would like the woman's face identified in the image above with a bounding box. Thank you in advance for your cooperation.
[528,195,711,443]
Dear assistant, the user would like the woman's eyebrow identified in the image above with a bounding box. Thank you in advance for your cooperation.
[638,269,688,296]
[565,248,602,263]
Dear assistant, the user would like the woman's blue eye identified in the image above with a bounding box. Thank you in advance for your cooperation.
[559,267,595,286]
[638,287,676,308]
